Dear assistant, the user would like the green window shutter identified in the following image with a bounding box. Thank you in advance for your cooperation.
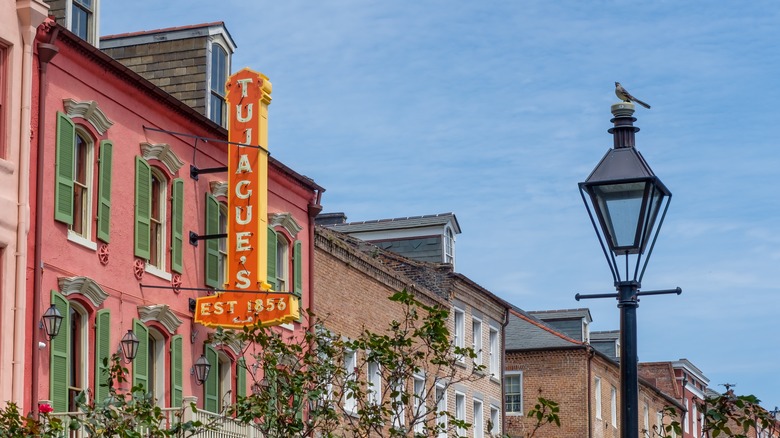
[49,290,70,413]
[170,335,183,407]
[236,357,246,399]
[267,227,277,288]
[94,309,111,404]
[293,240,303,297]
[134,157,151,259]
[54,112,75,224]
[204,345,219,413]
[132,319,149,392]
[96,140,113,243]
[204,193,220,288]
[171,178,184,273]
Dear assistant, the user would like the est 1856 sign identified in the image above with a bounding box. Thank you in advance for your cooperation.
[194,68,300,328]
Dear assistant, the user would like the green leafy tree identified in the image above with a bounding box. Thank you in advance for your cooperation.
[70,353,210,437]
[642,405,683,438]
[700,389,779,438]
[223,289,489,437]
[523,391,561,438]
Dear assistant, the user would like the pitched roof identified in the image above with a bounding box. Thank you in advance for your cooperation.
[505,307,584,350]
[329,213,461,234]
[590,330,620,341]
[527,308,593,323]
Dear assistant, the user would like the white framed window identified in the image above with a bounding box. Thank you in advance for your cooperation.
[657,411,663,435]
[391,379,405,429]
[692,402,698,437]
[473,398,484,438]
[412,375,425,434]
[472,317,483,365]
[148,168,167,271]
[489,405,501,437]
[684,399,690,433]
[436,384,447,438]
[489,325,499,377]
[505,371,523,414]
[276,233,289,291]
[643,401,650,435]
[367,360,381,405]
[595,377,602,419]
[70,129,94,240]
[70,0,95,43]
[455,392,466,437]
[209,43,228,126]
[610,386,617,426]
[453,307,465,361]
[217,351,233,411]
[68,302,89,412]
[444,226,455,264]
[148,328,166,404]
[343,350,357,414]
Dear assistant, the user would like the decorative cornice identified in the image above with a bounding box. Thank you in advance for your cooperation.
[62,98,114,135]
[213,339,244,356]
[269,212,302,238]
[58,276,110,308]
[137,304,183,334]
[210,181,228,198]
[140,142,185,174]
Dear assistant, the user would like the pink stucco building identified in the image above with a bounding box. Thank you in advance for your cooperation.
[25,19,323,418]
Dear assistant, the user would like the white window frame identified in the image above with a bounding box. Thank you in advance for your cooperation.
[692,402,698,437]
[391,378,405,429]
[453,306,465,362]
[643,401,650,435]
[657,411,663,435]
[504,371,523,415]
[145,167,169,279]
[343,350,357,414]
[490,404,501,437]
[412,375,425,434]
[473,398,484,438]
[595,377,602,419]
[436,384,447,438]
[610,386,617,427]
[276,232,289,291]
[217,203,228,286]
[148,328,166,404]
[367,360,381,405]
[455,391,466,437]
[67,127,96,249]
[472,317,483,365]
[69,301,89,411]
[488,325,499,378]
[684,399,690,433]
[217,351,232,412]
[208,41,229,126]
[444,226,455,264]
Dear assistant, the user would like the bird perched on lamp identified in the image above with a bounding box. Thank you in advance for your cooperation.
[615,82,651,109]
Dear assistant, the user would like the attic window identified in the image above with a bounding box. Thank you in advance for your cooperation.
[71,0,94,42]
[444,226,455,264]
[209,44,228,126]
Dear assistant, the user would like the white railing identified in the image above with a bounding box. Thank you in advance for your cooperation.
[45,397,262,438]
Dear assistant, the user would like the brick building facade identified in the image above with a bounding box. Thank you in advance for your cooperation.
[505,308,683,438]
[314,226,508,436]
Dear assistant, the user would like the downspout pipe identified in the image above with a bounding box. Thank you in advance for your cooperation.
[587,346,594,438]
[500,307,509,435]
[306,190,323,334]
[14,1,50,410]
[30,24,60,412]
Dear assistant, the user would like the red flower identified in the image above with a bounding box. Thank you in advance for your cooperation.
[38,403,53,414]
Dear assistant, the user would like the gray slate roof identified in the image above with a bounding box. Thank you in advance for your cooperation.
[329,213,461,234]
[505,307,583,351]
[527,308,593,323]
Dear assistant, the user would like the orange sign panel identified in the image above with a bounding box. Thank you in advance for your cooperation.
[194,292,299,329]
[194,68,300,328]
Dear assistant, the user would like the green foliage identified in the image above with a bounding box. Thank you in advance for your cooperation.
[700,389,779,438]
[225,288,489,438]
[643,405,682,438]
[70,354,209,437]
[0,402,63,437]
[524,390,561,437]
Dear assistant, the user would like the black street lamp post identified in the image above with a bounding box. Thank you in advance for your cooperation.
[577,101,681,438]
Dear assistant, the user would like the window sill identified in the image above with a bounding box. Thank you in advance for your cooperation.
[506,412,524,417]
[490,375,501,384]
[145,264,172,281]
[67,230,97,251]
[454,360,467,369]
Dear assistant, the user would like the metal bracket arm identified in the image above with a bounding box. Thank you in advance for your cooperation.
[189,231,227,247]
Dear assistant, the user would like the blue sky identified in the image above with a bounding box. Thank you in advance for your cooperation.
[102,1,780,409]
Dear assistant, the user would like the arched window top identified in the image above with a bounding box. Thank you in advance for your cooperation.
[139,143,184,175]
[58,276,109,308]
[137,304,183,334]
[62,98,114,135]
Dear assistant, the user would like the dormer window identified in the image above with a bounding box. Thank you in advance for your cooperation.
[71,0,94,41]
[209,43,228,126]
[444,226,455,264]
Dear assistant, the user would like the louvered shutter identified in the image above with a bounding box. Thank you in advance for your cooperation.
[267,227,277,289]
[204,345,219,413]
[293,240,302,296]
[49,291,70,413]
[132,320,149,392]
[204,193,220,288]
[94,309,111,403]
[54,112,75,224]
[236,357,247,399]
[134,157,151,259]
[96,140,113,242]
[170,335,183,407]
[171,178,184,273]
